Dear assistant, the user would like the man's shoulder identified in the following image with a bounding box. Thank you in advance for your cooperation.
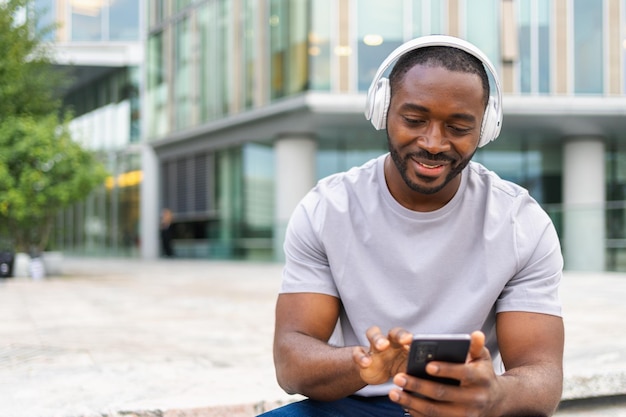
[467,161,529,199]
[315,156,381,193]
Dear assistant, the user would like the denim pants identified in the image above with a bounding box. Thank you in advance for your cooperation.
[257,395,409,417]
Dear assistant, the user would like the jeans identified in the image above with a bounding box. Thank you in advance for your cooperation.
[257,395,409,417]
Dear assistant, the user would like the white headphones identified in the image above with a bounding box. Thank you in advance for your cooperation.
[364,35,503,148]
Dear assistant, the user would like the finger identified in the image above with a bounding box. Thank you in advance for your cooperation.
[388,327,414,348]
[395,372,461,403]
[366,325,390,351]
[468,330,486,360]
[352,345,372,367]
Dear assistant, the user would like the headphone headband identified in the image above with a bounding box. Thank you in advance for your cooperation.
[364,35,503,147]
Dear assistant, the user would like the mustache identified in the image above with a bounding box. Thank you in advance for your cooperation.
[406,151,455,163]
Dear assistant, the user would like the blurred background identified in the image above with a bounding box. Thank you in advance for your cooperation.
[17,0,626,272]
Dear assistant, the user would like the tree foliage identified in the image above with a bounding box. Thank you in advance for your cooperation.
[0,0,108,253]
[0,0,66,117]
[0,115,108,252]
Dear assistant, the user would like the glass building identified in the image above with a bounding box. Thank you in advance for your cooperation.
[33,0,143,256]
[140,0,626,272]
[43,0,626,272]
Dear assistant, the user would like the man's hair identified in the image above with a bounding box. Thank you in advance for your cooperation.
[388,46,490,106]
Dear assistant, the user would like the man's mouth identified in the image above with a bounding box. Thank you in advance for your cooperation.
[419,161,443,169]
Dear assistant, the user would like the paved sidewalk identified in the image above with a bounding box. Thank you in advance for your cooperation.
[0,257,624,416]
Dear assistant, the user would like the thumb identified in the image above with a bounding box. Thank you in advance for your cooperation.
[468,330,486,361]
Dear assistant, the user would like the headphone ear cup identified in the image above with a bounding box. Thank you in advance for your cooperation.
[478,96,502,147]
[369,77,391,130]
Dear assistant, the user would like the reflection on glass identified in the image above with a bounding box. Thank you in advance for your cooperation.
[574,0,603,94]
[357,0,404,91]
[109,0,139,40]
[71,0,103,41]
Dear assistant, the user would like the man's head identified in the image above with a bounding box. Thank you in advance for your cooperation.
[375,38,502,208]
[364,35,502,147]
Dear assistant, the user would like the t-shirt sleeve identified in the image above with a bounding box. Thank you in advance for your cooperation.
[496,198,563,317]
[280,192,339,297]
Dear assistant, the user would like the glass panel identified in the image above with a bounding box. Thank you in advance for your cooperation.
[242,144,275,259]
[176,0,192,12]
[430,0,445,34]
[537,0,550,93]
[243,0,257,107]
[174,17,193,130]
[464,0,499,64]
[32,0,56,40]
[218,0,234,113]
[109,0,139,40]
[71,0,104,41]
[269,0,309,98]
[286,0,308,95]
[149,0,165,27]
[357,0,404,91]
[146,31,169,138]
[198,2,217,121]
[518,0,532,93]
[412,0,446,36]
[309,0,332,90]
[573,0,604,94]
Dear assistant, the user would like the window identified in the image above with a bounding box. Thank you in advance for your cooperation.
[411,0,446,36]
[146,31,169,138]
[71,0,103,41]
[109,0,139,40]
[518,0,551,94]
[174,17,193,129]
[573,0,604,94]
[463,0,500,66]
[269,0,309,99]
[309,0,332,90]
[357,0,404,91]
[198,2,217,122]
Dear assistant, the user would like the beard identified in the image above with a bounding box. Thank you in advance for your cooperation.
[387,133,474,195]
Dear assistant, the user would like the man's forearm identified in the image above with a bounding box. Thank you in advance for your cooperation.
[274,331,367,401]
[494,364,563,416]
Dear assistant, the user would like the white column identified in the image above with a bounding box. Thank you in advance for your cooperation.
[563,137,605,271]
[140,143,160,259]
[274,135,317,261]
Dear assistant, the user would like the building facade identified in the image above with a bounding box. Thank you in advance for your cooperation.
[34,0,143,256]
[43,0,626,272]
[141,0,626,271]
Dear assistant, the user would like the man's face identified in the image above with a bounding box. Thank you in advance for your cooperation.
[385,64,485,203]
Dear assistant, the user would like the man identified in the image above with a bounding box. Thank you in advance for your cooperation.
[260,35,564,417]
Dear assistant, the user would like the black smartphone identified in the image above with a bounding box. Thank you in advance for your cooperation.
[406,334,471,386]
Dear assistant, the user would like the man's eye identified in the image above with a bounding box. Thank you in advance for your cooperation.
[449,125,472,134]
[403,117,424,125]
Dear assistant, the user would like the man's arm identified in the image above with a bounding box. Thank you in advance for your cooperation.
[388,312,564,416]
[492,311,564,416]
[273,292,367,401]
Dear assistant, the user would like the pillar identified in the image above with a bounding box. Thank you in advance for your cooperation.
[274,135,317,261]
[140,143,160,259]
[562,137,605,271]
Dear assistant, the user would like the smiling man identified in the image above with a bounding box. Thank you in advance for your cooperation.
[259,36,564,417]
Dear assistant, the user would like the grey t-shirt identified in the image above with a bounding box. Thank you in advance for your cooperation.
[281,154,563,396]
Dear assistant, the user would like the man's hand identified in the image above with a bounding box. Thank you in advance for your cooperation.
[388,331,504,416]
[352,326,414,386]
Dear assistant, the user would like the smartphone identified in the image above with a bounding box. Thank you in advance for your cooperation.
[406,334,471,386]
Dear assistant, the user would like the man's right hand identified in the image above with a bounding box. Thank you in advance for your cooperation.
[353,326,414,385]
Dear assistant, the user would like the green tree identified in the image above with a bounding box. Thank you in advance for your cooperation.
[0,115,108,252]
[0,0,66,117]
[0,0,108,253]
